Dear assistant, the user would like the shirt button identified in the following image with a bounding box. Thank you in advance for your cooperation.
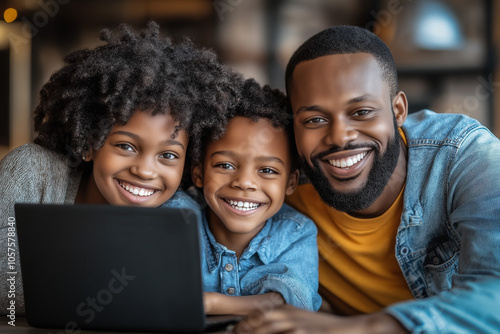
[226,287,235,295]
[400,247,409,256]
[432,257,440,265]
[224,263,234,272]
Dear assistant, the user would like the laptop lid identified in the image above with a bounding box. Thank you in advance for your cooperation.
[15,203,206,333]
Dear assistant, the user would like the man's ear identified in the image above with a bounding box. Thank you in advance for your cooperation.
[191,164,204,188]
[393,91,408,127]
[285,169,300,196]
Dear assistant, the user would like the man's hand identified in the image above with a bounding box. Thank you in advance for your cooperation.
[232,304,408,334]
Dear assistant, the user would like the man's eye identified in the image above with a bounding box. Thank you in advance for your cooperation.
[305,117,327,124]
[353,109,372,117]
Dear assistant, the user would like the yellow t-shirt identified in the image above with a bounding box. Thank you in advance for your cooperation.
[286,130,413,315]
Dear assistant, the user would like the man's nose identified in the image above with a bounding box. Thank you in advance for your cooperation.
[325,119,357,148]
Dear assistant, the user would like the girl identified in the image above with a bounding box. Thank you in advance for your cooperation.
[0,21,241,315]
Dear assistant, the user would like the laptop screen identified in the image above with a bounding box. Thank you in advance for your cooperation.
[15,204,206,333]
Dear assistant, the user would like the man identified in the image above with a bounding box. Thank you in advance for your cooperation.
[234,26,500,333]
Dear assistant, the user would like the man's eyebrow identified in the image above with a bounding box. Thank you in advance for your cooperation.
[347,94,379,104]
[295,105,323,115]
[109,131,185,150]
[210,151,285,166]
[295,95,380,115]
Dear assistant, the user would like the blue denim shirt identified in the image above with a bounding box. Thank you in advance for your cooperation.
[161,189,199,210]
[199,204,322,311]
[160,189,203,227]
[384,110,500,333]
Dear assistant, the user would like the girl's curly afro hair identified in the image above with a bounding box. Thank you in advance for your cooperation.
[34,21,242,167]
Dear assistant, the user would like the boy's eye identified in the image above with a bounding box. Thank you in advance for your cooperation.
[215,163,235,170]
[259,167,278,175]
[160,152,178,160]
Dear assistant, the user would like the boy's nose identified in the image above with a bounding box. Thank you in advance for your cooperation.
[230,170,257,191]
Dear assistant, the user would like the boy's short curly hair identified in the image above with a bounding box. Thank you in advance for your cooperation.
[34,21,241,168]
[190,78,298,170]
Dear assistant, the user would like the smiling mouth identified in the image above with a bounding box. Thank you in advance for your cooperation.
[327,151,368,168]
[118,180,157,197]
[223,199,262,211]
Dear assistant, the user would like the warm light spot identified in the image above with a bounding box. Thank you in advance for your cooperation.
[4,8,18,23]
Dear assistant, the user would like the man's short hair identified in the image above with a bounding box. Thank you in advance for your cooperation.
[285,25,398,99]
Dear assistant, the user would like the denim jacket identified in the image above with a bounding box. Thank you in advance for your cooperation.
[385,110,500,333]
[199,204,322,311]
[161,189,200,210]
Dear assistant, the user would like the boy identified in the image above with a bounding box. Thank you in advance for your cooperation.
[190,79,321,315]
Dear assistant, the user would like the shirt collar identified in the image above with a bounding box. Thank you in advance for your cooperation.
[201,211,274,273]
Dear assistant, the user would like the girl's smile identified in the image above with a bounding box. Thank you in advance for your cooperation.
[115,179,160,204]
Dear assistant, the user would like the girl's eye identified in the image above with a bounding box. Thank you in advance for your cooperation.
[259,168,278,175]
[161,152,178,160]
[116,143,134,151]
[215,163,234,170]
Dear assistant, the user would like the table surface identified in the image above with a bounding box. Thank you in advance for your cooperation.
[0,317,231,334]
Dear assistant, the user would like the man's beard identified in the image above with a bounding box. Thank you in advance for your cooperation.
[300,121,402,215]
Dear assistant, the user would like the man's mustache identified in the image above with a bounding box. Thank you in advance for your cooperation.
[311,143,379,162]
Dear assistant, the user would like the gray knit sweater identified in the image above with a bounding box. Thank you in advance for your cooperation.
[0,143,82,315]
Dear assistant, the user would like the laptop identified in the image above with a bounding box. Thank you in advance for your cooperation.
[15,203,241,333]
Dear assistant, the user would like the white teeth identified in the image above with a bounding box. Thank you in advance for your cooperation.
[119,181,155,197]
[329,152,368,168]
[226,199,260,211]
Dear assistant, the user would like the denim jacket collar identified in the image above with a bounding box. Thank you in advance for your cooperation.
[201,211,280,273]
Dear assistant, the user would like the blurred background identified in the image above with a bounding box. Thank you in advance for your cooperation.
[0,0,498,158]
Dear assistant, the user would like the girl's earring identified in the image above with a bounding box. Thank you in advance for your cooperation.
[82,149,92,162]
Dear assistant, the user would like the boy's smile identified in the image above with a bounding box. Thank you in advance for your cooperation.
[85,110,188,207]
[222,198,263,214]
[193,117,298,249]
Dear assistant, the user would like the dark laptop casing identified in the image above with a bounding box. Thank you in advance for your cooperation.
[15,203,206,333]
